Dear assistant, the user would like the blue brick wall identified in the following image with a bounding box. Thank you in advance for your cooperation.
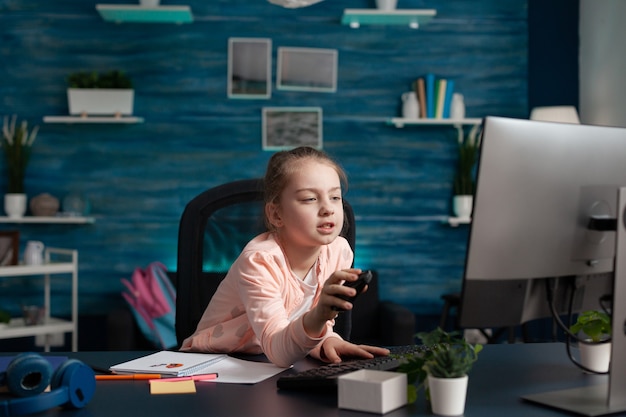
[0,0,527,318]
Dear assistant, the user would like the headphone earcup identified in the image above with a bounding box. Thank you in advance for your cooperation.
[4,353,52,397]
[49,359,96,409]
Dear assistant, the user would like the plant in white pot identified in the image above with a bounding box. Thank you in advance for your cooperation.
[452,124,481,219]
[1,115,38,218]
[67,70,134,117]
[569,310,611,373]
[397,328,482,416]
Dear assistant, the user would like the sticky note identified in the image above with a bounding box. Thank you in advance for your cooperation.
[149,379,196,395]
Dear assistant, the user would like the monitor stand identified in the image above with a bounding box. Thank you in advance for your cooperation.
[522,187,626,417]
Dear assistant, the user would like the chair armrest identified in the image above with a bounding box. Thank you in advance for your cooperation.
[378,301,416,346]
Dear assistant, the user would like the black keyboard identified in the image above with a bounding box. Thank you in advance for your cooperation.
[276,344,434,391]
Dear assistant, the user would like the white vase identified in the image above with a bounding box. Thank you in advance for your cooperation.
[401,91,419,119]
[579,341,611,373]
[428,374,468,416]
[450,93,466,120]
[4,193,27,218]
[375,0,397,11]
[453,195,473,219]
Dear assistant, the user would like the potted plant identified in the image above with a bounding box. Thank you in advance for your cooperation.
[397,328,482,416]
[1,115,38,218]
[570,310,611,373]
[452,124,481,219]
[66,70,134,117]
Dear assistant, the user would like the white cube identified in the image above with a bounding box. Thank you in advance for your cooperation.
[338,370,407,414]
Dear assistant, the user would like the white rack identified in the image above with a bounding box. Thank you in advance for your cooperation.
[0,248,79,351]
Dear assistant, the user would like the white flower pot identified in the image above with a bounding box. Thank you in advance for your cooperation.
[67,88,134,116]
[453,195,473,219]
[428,374,468,416]
[4,193,27,218]
[579,341,611,373]
[375,0,397,10]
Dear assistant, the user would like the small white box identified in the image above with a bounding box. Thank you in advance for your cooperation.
[338,369,407,414]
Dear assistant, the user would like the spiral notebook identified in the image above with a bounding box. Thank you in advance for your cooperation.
[109,351,227,377]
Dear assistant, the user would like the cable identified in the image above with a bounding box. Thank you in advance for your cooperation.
[544,278,609,375]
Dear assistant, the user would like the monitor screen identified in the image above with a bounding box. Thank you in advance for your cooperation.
[459,116,621,329]
[458,116,626,415]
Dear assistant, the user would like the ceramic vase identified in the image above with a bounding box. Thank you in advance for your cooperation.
[402,91,419,119]
[428,374,468,416]
[453,195,473,219]
[450,93,466,120]
[4,193,27,218]
[579,341,611,373]
[375,0,397,11]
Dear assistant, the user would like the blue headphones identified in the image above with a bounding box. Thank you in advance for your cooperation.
[0,352,95,416]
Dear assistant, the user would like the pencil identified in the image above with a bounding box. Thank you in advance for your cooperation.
[96,374,162,380]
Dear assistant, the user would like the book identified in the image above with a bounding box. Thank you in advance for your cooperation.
[416,77,427,118]
[435,78,447,119]
[425,73,436,118]
[443,79,455,118]
[109,351,227,377]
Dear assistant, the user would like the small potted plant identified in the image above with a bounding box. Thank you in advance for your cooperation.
[397,328,482,416]
[66,70,134,117]
[452,124,481,219]
[570,310,611,373]
[1,115,38,218]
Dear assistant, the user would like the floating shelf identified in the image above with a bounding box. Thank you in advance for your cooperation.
[0,216,95,224]
[341,9,436,29]
[43,116,144,124]
[96,4,193,24]
[388,117,482,128]
[447,217,471,227]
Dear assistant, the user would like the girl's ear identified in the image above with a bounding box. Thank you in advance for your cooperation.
[265,202,283,228]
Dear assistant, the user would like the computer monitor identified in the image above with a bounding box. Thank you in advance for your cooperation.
[458,116,626,416]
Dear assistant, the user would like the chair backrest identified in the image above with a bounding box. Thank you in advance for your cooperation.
[175,178,355,347]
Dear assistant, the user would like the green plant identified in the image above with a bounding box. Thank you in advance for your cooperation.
[1,115,38,194]
[396,328,482,403]
[67,70,133,89]
[570,310,611,342]
[453,124,481,195]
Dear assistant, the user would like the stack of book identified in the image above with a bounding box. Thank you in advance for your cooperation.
[412,74,456,119]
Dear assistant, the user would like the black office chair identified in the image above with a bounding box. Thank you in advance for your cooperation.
[174,178,415,348]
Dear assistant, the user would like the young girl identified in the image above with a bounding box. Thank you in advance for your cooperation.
[180,146,389,367]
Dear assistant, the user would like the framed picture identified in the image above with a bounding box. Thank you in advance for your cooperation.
[0,230,19,266]
[227,38,272,99]
[277,47,337,92]
[262,107,323,151]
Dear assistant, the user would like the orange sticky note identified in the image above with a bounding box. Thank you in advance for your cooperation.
[149,379,196,395]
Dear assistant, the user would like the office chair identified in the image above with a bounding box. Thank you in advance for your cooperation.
[174,178,416,348]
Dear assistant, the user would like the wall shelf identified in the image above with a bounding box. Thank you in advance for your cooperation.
[341,9,437,29]
[96,4,193,24]
[388,117,482,128]
[447,217,471,227]
[0,216,95,224]
[43,116,144,124]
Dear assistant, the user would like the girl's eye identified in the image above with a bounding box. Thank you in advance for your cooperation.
[331,196,342,201]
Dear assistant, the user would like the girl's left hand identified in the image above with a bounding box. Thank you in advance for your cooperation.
[319,337,390,364]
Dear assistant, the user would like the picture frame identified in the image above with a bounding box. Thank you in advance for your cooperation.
[276,47,337,93]
[262,107,323,151]
[0,230,19,266]
[227,37,272,99]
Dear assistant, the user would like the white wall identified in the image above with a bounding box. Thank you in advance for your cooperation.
[579,0,626,127]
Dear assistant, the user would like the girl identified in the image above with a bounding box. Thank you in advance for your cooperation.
[181,146,389,367]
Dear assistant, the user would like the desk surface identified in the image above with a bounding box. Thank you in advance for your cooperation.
[7,343,624,417]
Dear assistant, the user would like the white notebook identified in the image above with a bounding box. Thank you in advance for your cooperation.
[109,351,227,376]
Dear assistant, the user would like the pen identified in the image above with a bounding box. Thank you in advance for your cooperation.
[96,374,163,380]
[149,373,219,383]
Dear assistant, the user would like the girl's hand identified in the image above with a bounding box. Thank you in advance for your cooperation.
[303,269,364,337]
[319,337,390,364]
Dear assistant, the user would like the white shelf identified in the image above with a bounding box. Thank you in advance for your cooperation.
[388,117,482,128]
[447,217,471,227]
[342,9,436,29]
[0,216,94,224]
[43,115,144,124]
[0,248,78,351]
[96,4,193,24]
